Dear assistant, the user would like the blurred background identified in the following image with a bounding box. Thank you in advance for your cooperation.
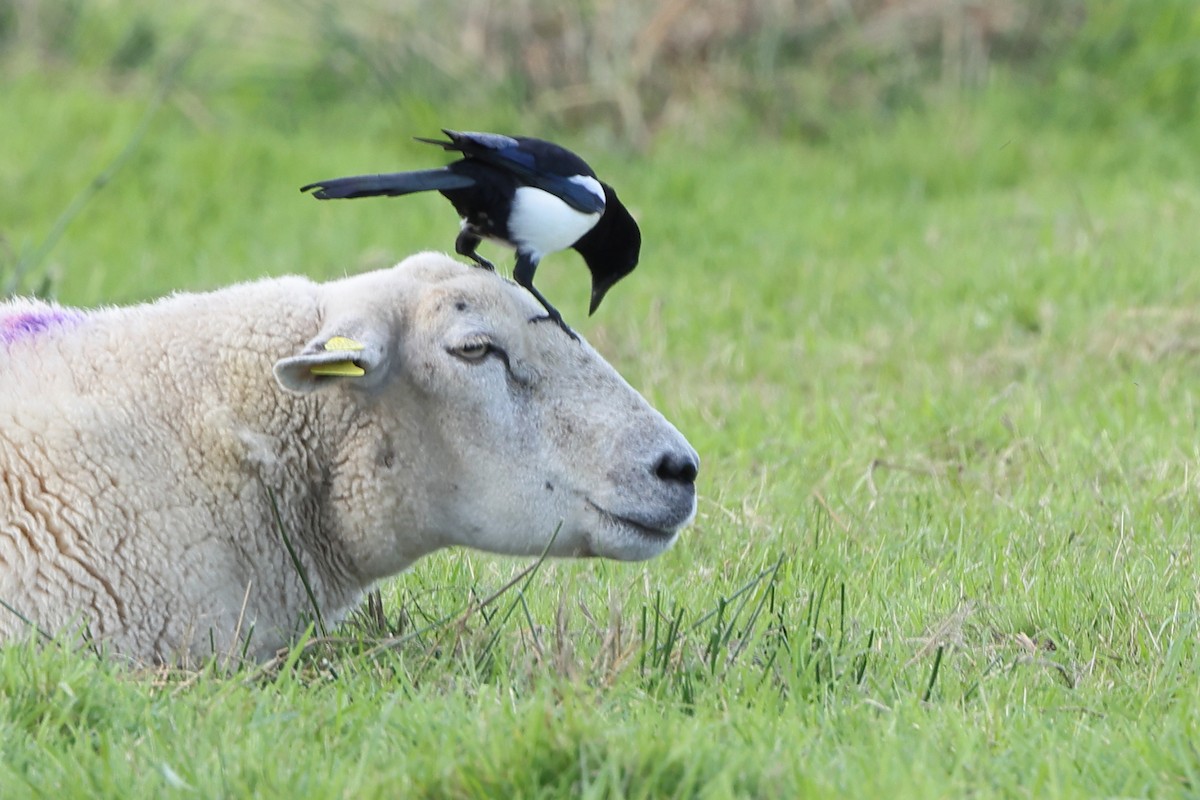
[2,0,1197,303]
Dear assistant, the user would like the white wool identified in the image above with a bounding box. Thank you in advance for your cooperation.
[0,252,697,664]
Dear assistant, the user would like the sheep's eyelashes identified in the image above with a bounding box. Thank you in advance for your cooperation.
[449,342,492,362]
[448,342,518,377]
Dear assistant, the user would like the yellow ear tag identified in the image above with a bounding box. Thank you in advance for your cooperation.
[324,336,365,352]
[310,360,365,377]
[310,336,366,376]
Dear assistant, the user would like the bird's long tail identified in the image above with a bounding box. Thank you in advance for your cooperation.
[300,168,474,200]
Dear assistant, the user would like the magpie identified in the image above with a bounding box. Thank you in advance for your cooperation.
[300,129,641,338]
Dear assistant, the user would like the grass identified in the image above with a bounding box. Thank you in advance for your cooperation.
[3,6,1200,797]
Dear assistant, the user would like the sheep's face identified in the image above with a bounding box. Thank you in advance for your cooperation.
[274,252,699,575]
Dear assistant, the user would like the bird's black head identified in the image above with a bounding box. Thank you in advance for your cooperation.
[573,184,641,315]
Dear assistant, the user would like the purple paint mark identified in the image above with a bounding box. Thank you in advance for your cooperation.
[0,306,84,346]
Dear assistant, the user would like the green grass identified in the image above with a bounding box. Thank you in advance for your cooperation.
[4,7,1200,798]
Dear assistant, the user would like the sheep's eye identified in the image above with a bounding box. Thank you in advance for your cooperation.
[451,341,492,361]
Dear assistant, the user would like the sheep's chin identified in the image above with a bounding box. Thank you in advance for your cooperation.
[582,501,684,561]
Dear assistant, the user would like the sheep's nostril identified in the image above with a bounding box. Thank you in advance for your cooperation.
[655,451,699,484]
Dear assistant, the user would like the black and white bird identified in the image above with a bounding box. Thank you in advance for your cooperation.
[300,129,641,338]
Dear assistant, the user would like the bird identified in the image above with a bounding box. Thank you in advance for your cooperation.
[300,129,641,339]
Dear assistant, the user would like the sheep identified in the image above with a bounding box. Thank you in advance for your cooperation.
[0,251,699,664]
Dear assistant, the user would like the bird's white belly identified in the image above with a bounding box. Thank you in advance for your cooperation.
[507,186,602,259]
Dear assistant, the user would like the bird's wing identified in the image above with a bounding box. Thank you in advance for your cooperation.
[301,168,475,199]
[521,173,607,216]
[417,130,606,215]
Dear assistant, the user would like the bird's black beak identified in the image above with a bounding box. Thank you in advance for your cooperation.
[589,282,613,316]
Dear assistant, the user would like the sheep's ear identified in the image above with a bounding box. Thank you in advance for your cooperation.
[273,330,391,395]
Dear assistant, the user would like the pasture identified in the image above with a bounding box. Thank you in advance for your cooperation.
[2,2,1199,796]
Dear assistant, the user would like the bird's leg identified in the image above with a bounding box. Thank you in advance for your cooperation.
[455,229,495,271]
[514,253,579,342]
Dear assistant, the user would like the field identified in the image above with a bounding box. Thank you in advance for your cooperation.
[2,2,1200,797]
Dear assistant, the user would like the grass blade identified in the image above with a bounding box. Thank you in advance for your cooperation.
[265,484,327,638]
[923,645,945,703]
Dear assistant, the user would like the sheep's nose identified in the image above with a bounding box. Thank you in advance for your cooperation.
[655,449,699,485]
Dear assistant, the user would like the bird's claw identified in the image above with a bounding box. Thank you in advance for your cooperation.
[528,313,580,342]
[467,254,496,272]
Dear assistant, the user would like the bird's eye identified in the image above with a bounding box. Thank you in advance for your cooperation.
[450,340,492,361]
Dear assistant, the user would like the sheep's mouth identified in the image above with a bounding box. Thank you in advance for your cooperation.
[586,500,679,540]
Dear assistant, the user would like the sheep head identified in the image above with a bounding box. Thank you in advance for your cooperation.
[273,252,699,576]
